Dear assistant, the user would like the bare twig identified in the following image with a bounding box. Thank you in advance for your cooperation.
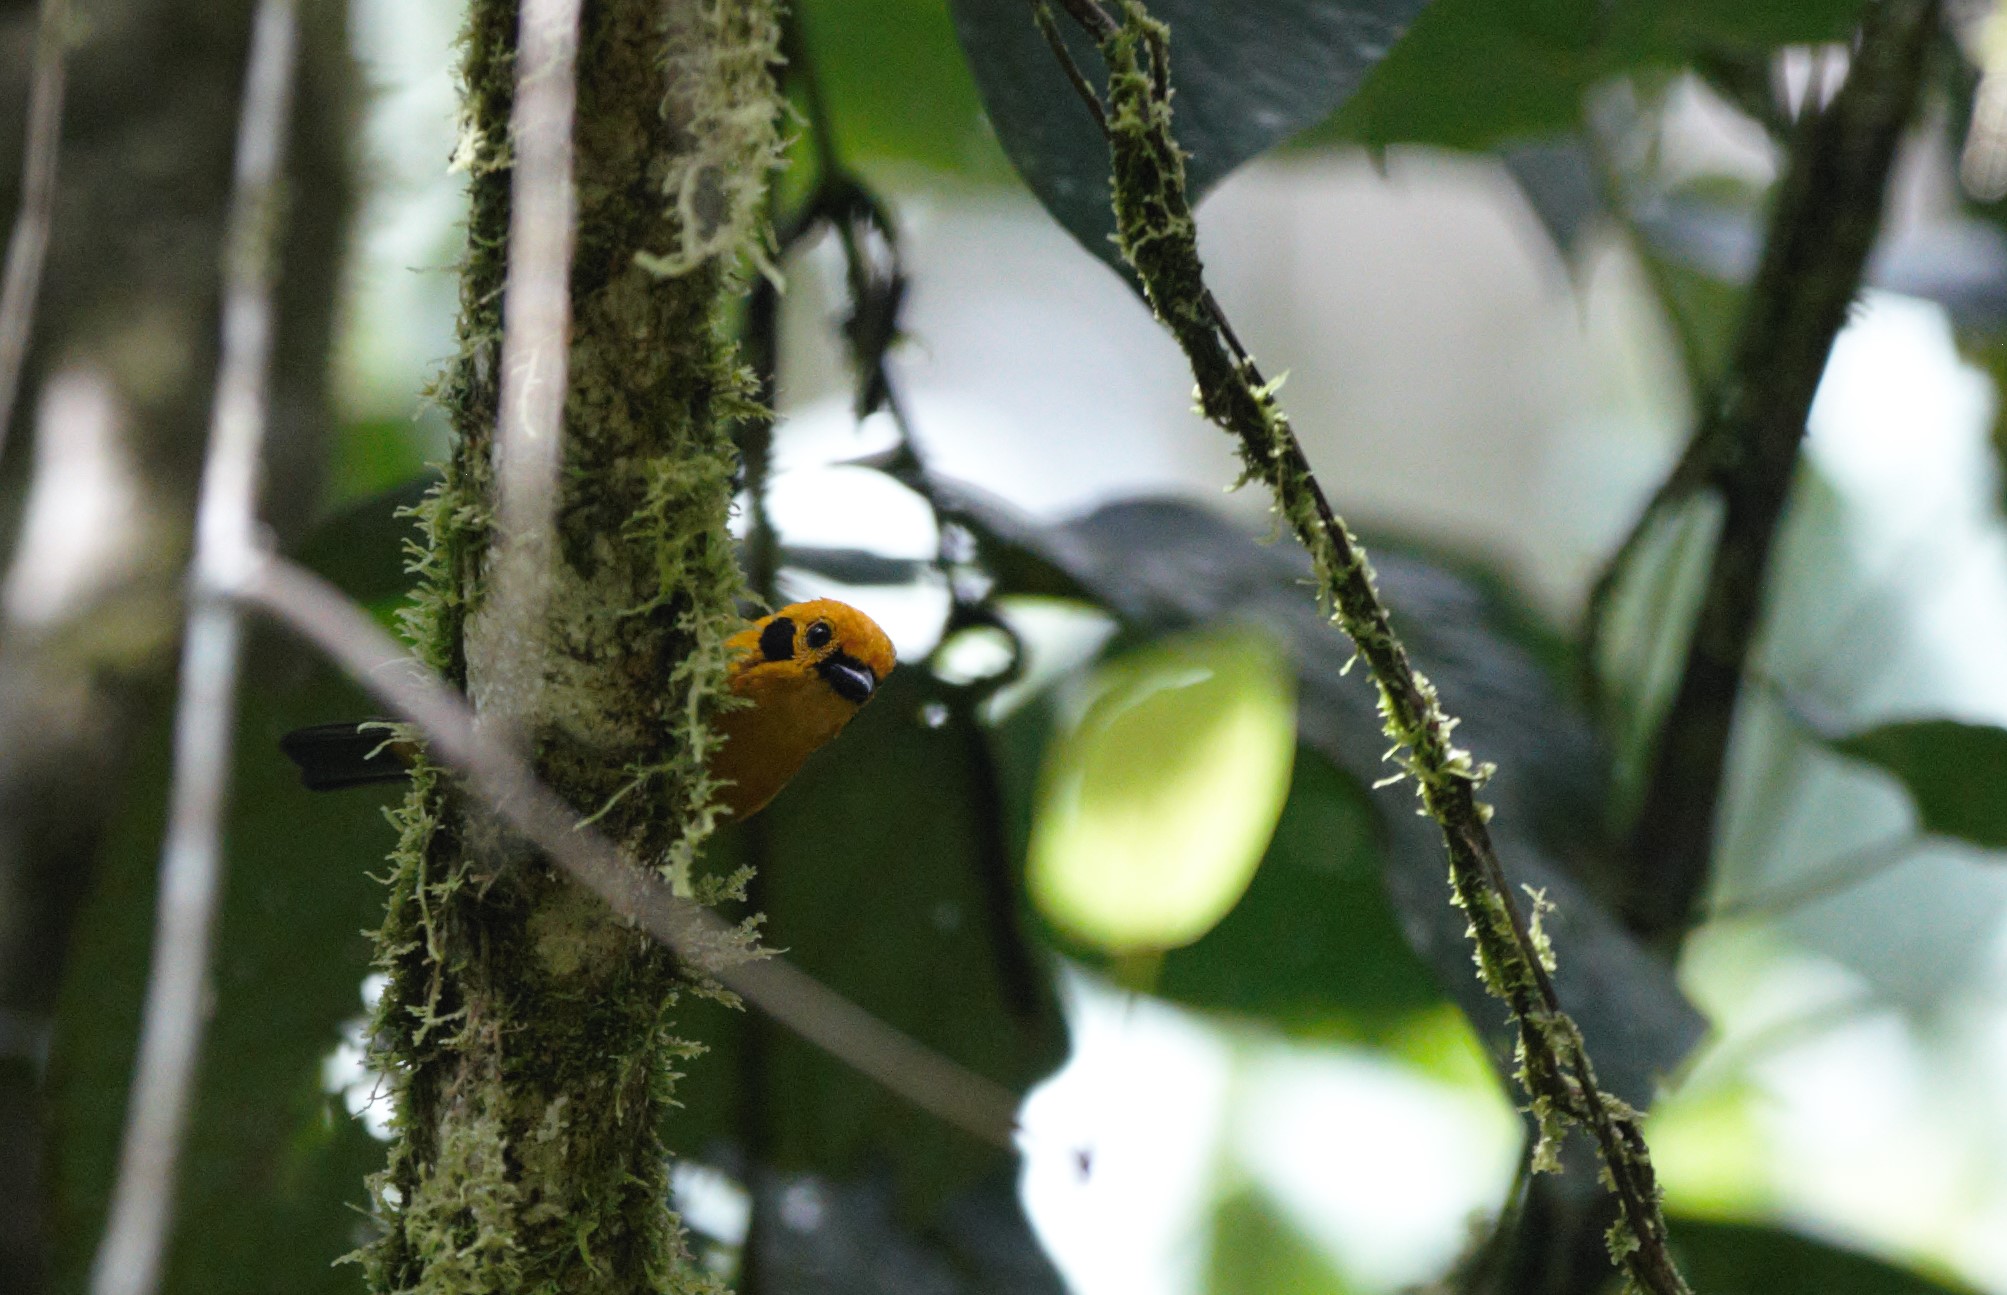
[1617,0,1939,946]
[1043,2,1690,1289]
[239,555,1021,1149]
[0,0,72,461]
[465,0,583,732]
[88,5,299,1294]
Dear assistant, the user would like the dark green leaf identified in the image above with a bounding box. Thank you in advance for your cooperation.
[1156,749,1447,1036]
[330,415,442,509]
[1827,718,2007,852]
[950,0,1431,277]
[672,672,1068,1212]
[1672,1216,1982,1295]
[1331,0,1867,150]
[742,1170,1065,1295]
[290,473,435,605]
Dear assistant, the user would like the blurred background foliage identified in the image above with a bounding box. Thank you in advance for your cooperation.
[11,0,2007,1293]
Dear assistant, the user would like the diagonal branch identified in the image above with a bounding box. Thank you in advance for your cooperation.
[1038,1,1690,1289]
[240,555,1021,1150]
[1615,0,1939,947]
[88,4,300,1293]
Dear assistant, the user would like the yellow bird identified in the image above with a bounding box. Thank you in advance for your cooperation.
[282,598,895,821]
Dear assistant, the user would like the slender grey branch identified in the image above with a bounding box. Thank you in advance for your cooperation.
[0,0,72,461]
[88,5,299,1294]
[239,554,1022,1151]
[466,0,583,732]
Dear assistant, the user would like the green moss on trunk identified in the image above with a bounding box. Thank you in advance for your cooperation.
[361,2,779,1291]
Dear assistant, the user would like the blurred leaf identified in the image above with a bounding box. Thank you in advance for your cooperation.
[1500,135,1602,258]
[798,0,1010,176]
[290,473,436,605]
[954,488,1705,1108]
[1205,1186,1357,1295]
[1156,748,1448,1036]
[743,1170,1066,1295]
[48,630,393,1292]
[1640,195,2007,332]
[950,0,1431,278]
[330,415,440,509]
[1824,718,2007,852]
[1331,0,1866,150]
[674,672,1067,1213]
[1671,1216,1982,1295]
[1029,628,1296,954]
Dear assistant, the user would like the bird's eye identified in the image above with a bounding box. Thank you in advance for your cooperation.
[805,620,834,651]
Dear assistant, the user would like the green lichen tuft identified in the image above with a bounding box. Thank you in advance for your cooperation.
[357,1,782,1291]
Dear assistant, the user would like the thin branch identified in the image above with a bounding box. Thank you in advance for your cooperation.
[1051,0,1118,42]
[239,555,1022,1150]
[1577,434,1714,712]
[88,5,299,1294]
[1048,3,1690,1289]
[467,0,583,733]
[0,0,72,461]
[1617,0,1939,947]
[1033,1,1106,132]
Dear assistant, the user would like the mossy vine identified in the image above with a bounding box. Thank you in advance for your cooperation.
[1063,1,1694,1290]
[358,1,780,1291]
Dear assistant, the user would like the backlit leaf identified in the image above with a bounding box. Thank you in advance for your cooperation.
[1028,628,1297,954]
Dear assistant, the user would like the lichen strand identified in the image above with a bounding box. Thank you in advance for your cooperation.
[1095,5,1686,1292]
[638,0,785,278]
[359,1,778,1291]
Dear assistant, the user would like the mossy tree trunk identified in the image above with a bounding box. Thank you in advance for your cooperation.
[363,2,778,1291]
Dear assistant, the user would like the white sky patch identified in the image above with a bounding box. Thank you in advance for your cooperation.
[1230,1044,1521,1290]
[321,974,393,1141]
[1802,291,2007,721]
[1019,973,1234,1295]
[4,370,145,627]
[671,1160,751,1250]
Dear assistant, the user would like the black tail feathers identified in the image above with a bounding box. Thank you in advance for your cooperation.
[280,720,413,791]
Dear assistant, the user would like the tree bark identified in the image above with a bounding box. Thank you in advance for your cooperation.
[361,2,778,1291]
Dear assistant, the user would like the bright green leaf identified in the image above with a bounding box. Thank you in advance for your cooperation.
[1206,1185,1358,1295]
[797,0,1009,176]
[1029,627,1296,954]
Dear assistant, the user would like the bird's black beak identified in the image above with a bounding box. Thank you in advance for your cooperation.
[816,652,877,704]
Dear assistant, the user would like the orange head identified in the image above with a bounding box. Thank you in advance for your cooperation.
[711,599,896,819]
